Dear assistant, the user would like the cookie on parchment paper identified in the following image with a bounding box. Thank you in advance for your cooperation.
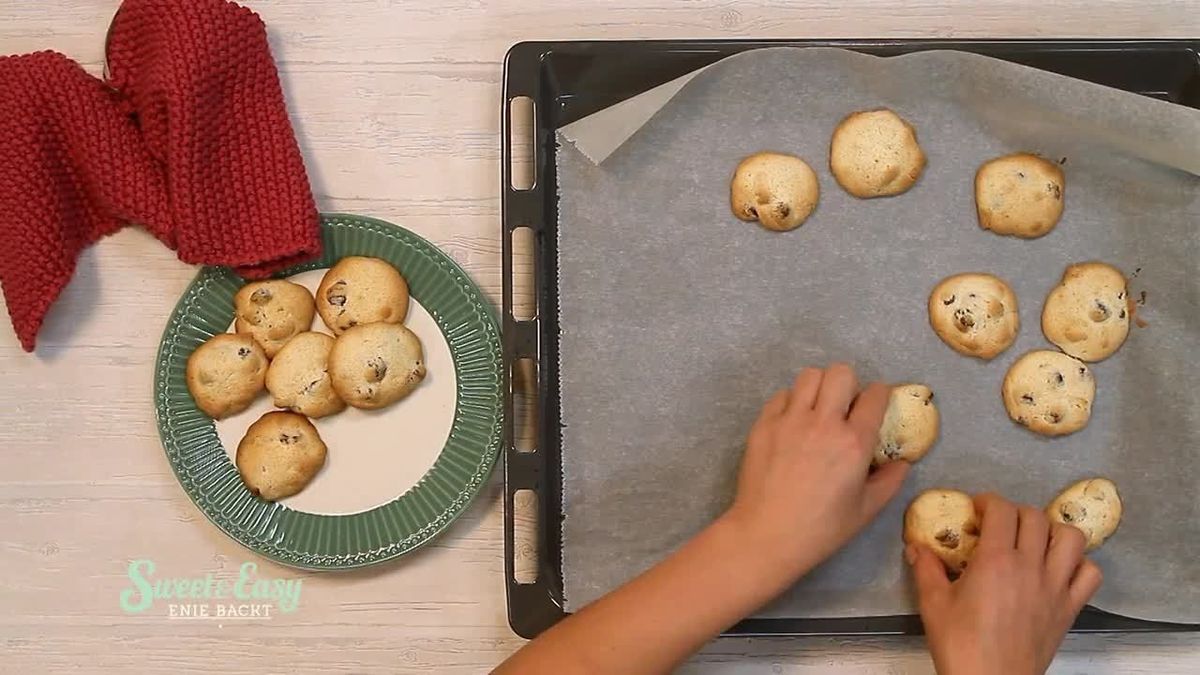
[829,108,926,198]
[873,384,939,466]
[904,489,979,575]
[1001,350,1095,437]
[975,153,1065,238]
[928,273,1020,360]
[1042,262,1131,362]
[729,151,820,232]
[1045,477,1122,551]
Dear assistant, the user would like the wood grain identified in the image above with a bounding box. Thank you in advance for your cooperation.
[2,1,1198,672]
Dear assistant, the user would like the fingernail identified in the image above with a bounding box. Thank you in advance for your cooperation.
[904,544,917,565]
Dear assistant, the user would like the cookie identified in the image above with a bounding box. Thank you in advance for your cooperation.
[1042,262,1130,362]
[316,256,410,335]
[975,153,1065,238]
[1001,350,1095,437]
[233,280,316,358]
[904,489,980,574]
[873,384,939,465]
[729,152,820,231]
[265,332,345,418]
[928,273,1020,360]
[235,411,328,501]
[328,322,427,409]
[1045,477,1122,551]
[829,109,926,198]
[185,333,268,419]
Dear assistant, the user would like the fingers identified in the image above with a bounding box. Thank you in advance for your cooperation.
[975,493,1018,551]
[848,382,890,447]
[1016,505,1051,563]
[757,389,789,422]
[814,363,858,418]
[859,461,910,522]
[1067,557,1103,612]
[1046,522,1088,589]
[907,543,951,612]
[785,368,823,414]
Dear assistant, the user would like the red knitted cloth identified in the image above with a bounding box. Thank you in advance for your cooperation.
[0,0,320,352]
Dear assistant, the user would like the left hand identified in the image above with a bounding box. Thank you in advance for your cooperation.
[722,363,911,584]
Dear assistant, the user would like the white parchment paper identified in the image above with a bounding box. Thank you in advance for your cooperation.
[556,48,1200,623]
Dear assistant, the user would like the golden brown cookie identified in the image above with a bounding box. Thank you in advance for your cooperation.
[873,384,939,465]
[975,153,1065,238]
[236,411,328,501]
[265,332,345,418]
[1042,262,1131,362]
[233,280,316,358]
[328,322,427,410]
[185,333,268,419]
[316,256,410,335]
[1045,477,1122,551]
[729,152,820,231]
[928,273,1020,360]
[904,489,979,575]
[829,109,926,198]
[1002,350,1095,437]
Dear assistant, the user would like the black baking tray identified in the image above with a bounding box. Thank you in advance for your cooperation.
[500,39,1200,640]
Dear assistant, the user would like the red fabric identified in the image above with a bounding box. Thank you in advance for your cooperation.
[0,0,320,352]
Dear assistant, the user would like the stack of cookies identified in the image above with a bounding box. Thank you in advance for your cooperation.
[727,109,1129,572]
[185,256,427,501]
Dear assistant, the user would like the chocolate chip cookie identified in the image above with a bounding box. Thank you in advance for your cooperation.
[265,331,345,418]
[233,280,316,358]
[236,411,328,501]
[873,384,939,465]
[829,108,926,198]
[1042,262,1130,362]
[928,273,1020,360]
[1046,477,1122,551]
[729,151,820,231]
[904,489,980,574]
[328,322,427,409]
[315,256,410,335]
[1002,350,1095,437]
[185,333,268,419]
[975,153,1065,238]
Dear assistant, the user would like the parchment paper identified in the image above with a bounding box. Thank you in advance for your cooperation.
[555,47,1200,623]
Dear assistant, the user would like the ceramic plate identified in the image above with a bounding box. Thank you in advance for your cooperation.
[154,214,502,569]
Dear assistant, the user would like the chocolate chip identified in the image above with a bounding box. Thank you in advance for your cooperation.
[1021,394,1035,404]
[1054,372,1064,385]
[326,281,347,307]
[881,443,902,459]
[1079,367,1088,376]
[1017,171,1026,179]
[775,203,790,219]
[237,347,251,358]
[1048,183,1062,200]
[934,529,961,550]
[250,288,273,305]
[1089,300,1110,322]
[1046,411,1062,423]
[747,206,758,219]
[1118,309,1126,319]
[942,295,955,305]
[279,433,291,445]
[1117,291,1125,300]
[968,293,976,299]
[368,357,388,381]
[954,308,975,330]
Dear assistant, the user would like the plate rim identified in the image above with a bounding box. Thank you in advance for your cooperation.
[154,213,503,570]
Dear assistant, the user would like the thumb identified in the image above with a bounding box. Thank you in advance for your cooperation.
[860,461,910,523]
[907,544,951,612]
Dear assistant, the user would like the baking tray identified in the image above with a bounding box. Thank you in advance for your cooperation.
[500,38,1200,640]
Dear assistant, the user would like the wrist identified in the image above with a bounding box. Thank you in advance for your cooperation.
[711,509,815,593]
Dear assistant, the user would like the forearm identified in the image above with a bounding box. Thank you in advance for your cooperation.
[495,515,795,675]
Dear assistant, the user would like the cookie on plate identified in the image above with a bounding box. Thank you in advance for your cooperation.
[1042,262,1130,362]
[1045,477,1122,551]
[829,108,926,198]
[904,489,979,574]
[975,153,1065,238]
[236,411,328,501]
[1001,350,1095,437]
[329,322,427,410]
[873,384,939,465]
[233,280,316,358]
[265,332,345,418]
[928,273,1020,360]
[316,256,410,335]
[185,333,268,419]
[729,151,820,231]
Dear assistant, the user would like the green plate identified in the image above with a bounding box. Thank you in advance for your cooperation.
[154,214,503,570]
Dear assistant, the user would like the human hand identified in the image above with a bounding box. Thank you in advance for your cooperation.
[721,363,910,586]
[908,493,1103,675]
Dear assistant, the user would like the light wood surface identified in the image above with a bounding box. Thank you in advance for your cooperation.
[2,2,1198,673]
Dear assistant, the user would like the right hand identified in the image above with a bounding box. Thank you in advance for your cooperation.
[907,493,1103,675]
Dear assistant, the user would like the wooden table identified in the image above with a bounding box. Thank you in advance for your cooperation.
[2,2,1197,672]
